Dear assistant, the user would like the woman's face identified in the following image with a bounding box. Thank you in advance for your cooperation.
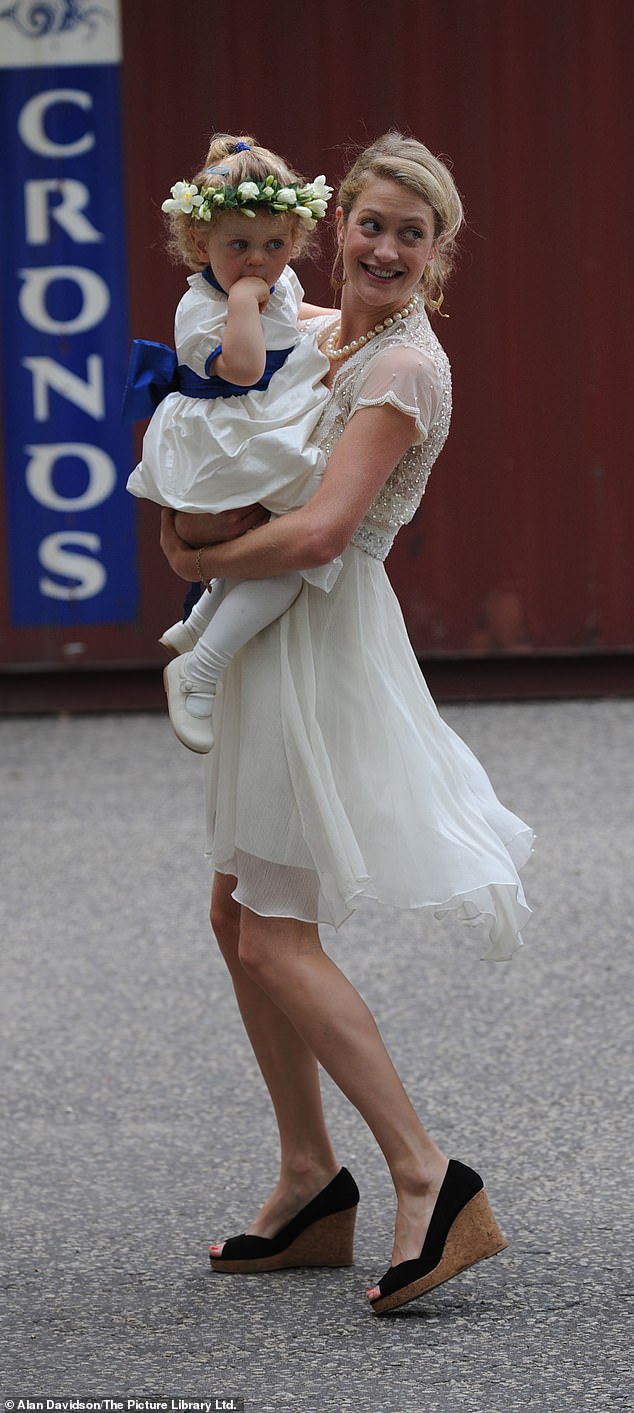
[338,177,437,316]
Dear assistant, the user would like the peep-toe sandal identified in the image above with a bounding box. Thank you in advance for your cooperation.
[209,1167,360,1274]
[368,1158,507,1316]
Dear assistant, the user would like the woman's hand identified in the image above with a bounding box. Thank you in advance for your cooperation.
[160,509,197,581]
[159,505,268,581]
[173,505,268,546]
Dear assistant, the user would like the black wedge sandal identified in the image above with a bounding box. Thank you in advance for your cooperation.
[368,1159,507,1315]
[209,1167,360,1274]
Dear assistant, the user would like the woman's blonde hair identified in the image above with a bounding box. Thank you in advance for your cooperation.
[165,132,318,270]
[337,132,464,312]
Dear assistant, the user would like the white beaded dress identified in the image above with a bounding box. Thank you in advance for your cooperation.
[204,306,533,959]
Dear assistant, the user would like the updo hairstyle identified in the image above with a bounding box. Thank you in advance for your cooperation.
[165,132,318,271]
[337,132,464,312]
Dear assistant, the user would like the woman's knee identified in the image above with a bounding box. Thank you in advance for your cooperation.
[210,874,241,963]
[237,913,316,990]
[236,917,275,986]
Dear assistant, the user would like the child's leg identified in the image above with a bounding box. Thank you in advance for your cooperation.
[159,579,227,654]
[190,573,303,686]
[164,573,302,755]
[186,578,227,635]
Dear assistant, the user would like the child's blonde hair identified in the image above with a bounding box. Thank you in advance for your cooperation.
[337,132,464,312]
[165,132,318,271]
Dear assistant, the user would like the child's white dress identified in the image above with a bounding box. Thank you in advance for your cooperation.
[204,307,534,960]
[127,266,330,519]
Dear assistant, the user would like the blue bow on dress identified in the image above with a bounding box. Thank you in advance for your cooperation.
[122,340,178,422]
[122,338,294,422]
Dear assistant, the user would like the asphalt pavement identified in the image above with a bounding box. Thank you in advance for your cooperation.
[1,698,633,1412]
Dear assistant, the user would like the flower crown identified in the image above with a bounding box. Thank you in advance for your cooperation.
[162,174,333,227]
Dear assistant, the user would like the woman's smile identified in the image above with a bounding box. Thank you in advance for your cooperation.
[361,264,404,281]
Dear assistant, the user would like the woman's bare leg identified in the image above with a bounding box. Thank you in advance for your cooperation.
[236,908,449,1272]
[210,873,339,1238]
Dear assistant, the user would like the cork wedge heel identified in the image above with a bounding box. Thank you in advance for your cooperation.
[209,1166,360,1274]
[369,1159,507,1316]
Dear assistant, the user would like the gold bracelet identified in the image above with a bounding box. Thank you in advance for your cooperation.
[194,545,213,593]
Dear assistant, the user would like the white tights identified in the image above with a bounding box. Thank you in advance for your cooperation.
[187,574,303,687]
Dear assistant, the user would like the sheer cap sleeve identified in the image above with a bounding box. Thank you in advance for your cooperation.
[316,311,453,562]
[350,344,443,443]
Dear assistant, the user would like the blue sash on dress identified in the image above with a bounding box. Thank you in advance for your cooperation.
[122,338,294,422]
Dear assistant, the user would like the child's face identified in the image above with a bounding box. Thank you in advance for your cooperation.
[194,211,296,292]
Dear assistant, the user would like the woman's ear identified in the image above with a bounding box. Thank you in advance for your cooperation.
[335,206,345,248]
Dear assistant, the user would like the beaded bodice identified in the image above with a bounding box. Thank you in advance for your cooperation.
[309,308,452,560]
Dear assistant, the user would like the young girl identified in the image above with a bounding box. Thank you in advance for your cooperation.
[124,134,334,753]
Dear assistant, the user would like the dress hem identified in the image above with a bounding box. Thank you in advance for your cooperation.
[209,849,533,963]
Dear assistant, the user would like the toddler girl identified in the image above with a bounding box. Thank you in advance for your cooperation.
[125,133,334,753]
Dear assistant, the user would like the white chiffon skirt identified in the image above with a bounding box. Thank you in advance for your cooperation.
[204,544,533,959]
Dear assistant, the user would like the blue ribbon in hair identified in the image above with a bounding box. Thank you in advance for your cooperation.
[122,338,294,422]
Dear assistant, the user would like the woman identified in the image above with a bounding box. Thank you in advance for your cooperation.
[160,132,533,1316]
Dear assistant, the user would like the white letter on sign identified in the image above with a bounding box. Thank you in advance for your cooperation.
[18,90,95,159]
[39,532,107,600]
[25,443,116,511]
[19,267,110,334]
[25,180,104,245]
[23,357,105,421]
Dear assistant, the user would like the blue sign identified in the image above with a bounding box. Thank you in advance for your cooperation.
[0,0,137,627]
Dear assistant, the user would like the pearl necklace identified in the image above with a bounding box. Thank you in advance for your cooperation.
[323,295,420,362]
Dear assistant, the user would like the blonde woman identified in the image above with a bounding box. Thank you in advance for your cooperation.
[160,132,533,1315]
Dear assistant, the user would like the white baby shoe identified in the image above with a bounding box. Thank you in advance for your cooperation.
[159,618,199,655]
[163,655,216,753]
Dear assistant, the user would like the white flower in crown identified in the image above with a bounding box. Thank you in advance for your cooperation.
[306,176,333,200]
[237,181,261,202]
[162,173,333,224]
[295,176,334,222]
[161,181,204,215]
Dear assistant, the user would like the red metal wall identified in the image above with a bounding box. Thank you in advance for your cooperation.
[2,0,633,680]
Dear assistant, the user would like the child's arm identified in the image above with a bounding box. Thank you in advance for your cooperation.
[213,277,270,385]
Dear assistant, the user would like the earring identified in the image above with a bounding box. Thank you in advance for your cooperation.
[330,245,347,295]
[423,263,447,316]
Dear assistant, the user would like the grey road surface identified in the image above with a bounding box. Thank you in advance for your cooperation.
[1,700,632,1412]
